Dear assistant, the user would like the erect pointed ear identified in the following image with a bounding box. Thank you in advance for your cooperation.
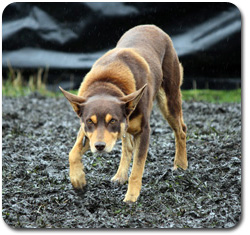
[120,84,147,116]
[59,86,86,117]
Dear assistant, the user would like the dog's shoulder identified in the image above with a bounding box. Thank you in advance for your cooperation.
[78,48,151,97]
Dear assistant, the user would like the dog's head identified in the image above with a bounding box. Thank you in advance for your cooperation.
[59,84,147,153]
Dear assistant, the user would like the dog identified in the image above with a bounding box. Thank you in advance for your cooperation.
[59,25,187,203]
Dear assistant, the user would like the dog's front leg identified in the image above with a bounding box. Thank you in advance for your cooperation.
[112,133,134,184]
[69,127,89,189]
[123,126,150,203]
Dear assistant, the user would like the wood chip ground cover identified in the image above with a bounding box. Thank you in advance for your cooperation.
[2,93,241,228]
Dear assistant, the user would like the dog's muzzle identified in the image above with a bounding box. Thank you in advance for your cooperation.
[94,141,106,152]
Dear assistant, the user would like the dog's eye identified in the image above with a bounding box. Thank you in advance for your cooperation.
[86,119,93,124]
[109,119,117,124]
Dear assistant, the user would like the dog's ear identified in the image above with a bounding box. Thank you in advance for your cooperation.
[59,87,86,117]
[120,84,147,116]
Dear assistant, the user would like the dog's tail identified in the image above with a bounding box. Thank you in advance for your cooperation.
[179,63,184,86]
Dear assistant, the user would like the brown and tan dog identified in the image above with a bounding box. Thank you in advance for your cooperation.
[60,25,187,203]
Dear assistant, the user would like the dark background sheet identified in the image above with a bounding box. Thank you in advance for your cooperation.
[2,2,241,89]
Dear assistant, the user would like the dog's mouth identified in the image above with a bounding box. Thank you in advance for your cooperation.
[91,148,113,154]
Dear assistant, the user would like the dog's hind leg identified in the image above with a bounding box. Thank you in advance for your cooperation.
[157,57,188,170]
[111,133,134,184]
[69,127,90,189]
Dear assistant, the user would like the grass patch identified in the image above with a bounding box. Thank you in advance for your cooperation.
[2,80,76,98]
[2,67,77,97]
[3,81,241,104]
[2,68,241,103]
[2,67,52,97]
[182,89,241,103]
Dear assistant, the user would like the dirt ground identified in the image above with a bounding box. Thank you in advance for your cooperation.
[2,93,241,228]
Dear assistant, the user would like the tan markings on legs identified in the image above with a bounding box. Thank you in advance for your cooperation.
[166,114,187,170]
[156,87,188,170]
[179,63,184,85]
[111,132,134,184]
[124,129,149,203]
[69,127,89,189]
[105,113,113,124]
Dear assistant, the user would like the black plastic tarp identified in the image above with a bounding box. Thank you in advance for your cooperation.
[2,2,241,89]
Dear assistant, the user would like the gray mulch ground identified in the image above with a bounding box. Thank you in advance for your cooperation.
[2,93,241,228]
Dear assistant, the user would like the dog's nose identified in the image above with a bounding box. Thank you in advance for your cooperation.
[94,142,106,151]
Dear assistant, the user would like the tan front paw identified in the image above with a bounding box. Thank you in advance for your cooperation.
[123,181,141,203]
[174,158,188,170]
[123,191,140,203]
[70,167,86,189]
[111,171,128,185]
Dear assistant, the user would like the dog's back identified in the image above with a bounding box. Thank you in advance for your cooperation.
[117,25,170,67]
[116,25,180,89]
[78,25,181,112]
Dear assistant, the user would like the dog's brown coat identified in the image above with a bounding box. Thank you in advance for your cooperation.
[60,25,187,203]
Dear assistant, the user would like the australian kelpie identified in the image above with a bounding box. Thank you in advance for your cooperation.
[60,25,187,203]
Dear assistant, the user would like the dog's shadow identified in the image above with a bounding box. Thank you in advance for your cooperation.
[73,186,88,198]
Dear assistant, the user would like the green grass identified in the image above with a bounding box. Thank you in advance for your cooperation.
[182,89,241,103]
[2,81,241,103]
[3,82,241,104]
[2,80,77,98]
[2,68,77,97]
[2,69,241,103]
